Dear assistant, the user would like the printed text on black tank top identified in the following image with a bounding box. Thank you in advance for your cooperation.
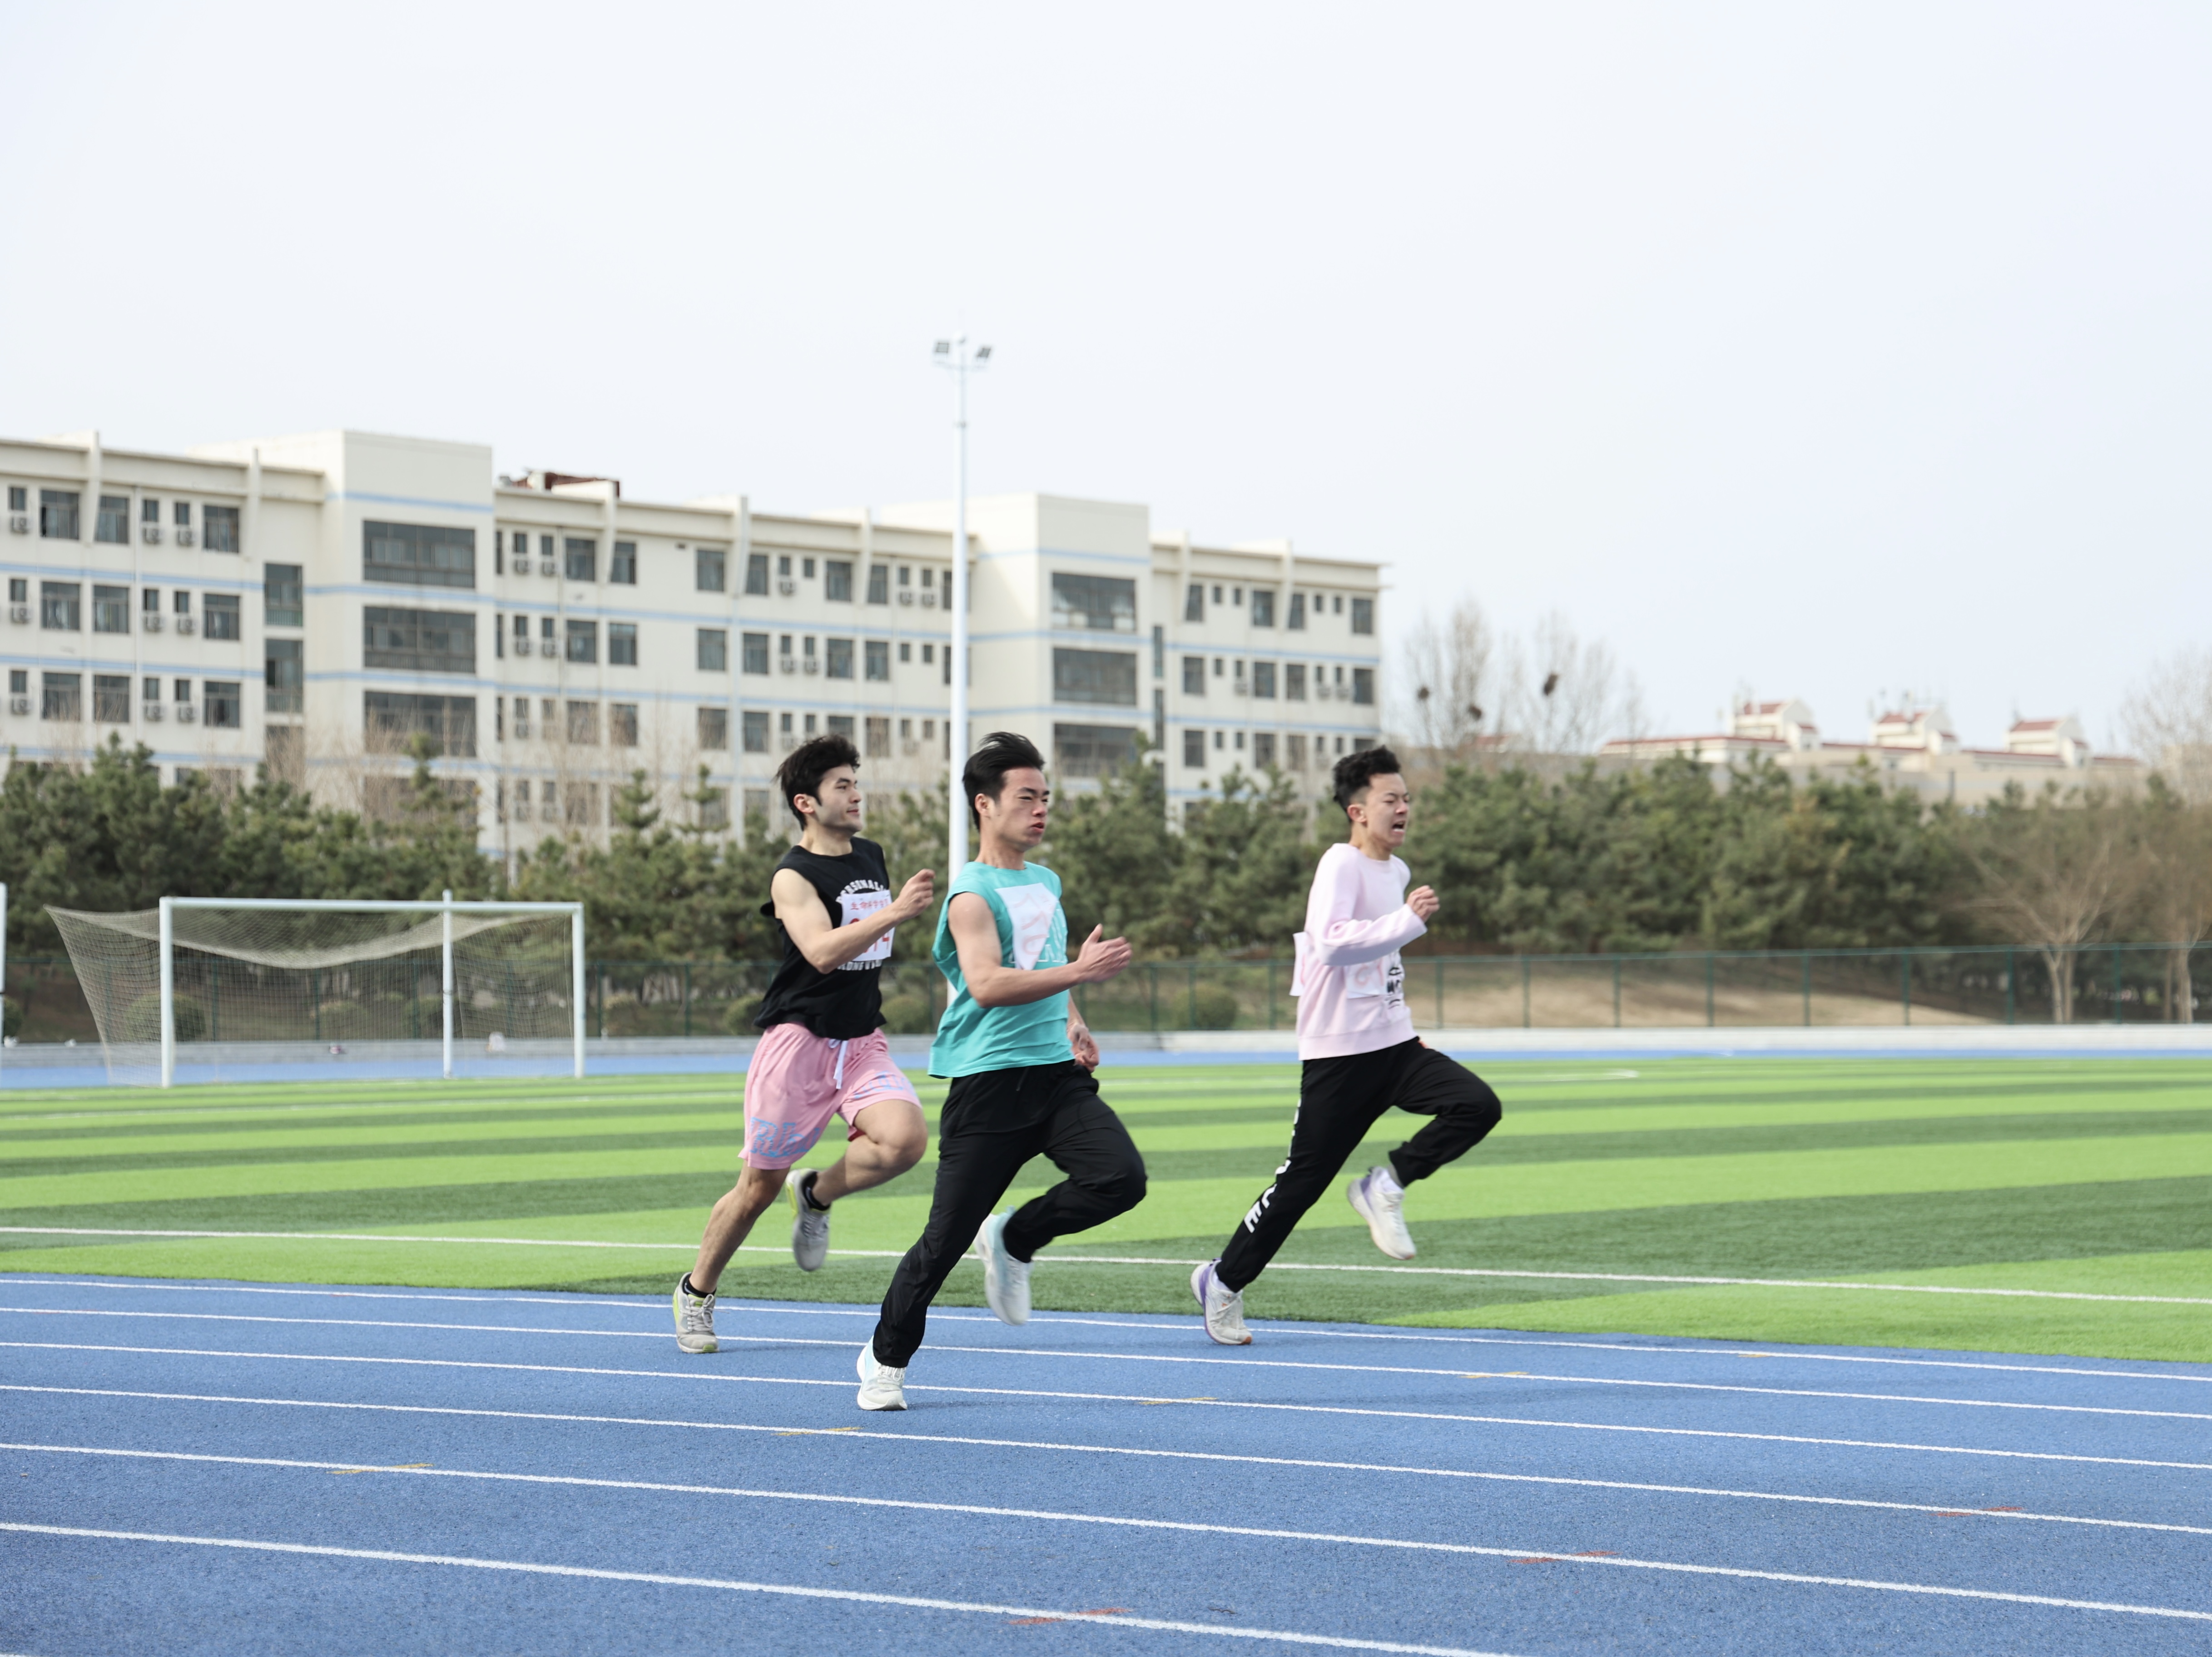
[840,881,893,968]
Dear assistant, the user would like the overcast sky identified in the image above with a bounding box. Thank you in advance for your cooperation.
[3,2,2205,751]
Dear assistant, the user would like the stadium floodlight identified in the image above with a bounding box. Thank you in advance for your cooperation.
[50,896,586,1089]
[933,333,992,875]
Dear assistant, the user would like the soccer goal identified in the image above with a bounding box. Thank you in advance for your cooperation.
[49,897,585,1087]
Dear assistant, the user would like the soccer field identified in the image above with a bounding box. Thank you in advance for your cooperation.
[4,1057,2208,1362]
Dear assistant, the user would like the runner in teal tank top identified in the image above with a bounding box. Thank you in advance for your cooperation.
[858,732,1146,1411]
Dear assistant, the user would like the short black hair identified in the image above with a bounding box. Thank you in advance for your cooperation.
[963,730,1046,829]
[778,733,861,824]
[1332,744,1404,816]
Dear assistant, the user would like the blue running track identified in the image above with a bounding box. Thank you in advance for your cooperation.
[2,1273,2208,1655]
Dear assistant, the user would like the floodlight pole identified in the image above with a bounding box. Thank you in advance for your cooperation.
[158,896,175,1090]
[936,335,990,878]
[441,889,455,1080]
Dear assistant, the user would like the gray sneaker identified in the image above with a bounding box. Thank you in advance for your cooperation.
[856,1342,908,1411]
[673,1274,718,1354]
[973,1211,1031,1325]
[790,1168,830,1273]
[1191,1260,1252,1345]
[1347,1165,1416,1260]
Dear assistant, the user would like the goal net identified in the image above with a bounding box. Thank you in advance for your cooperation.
[49,898,585,1086]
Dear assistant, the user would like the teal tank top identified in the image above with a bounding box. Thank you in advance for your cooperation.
[928,860,1072,1078]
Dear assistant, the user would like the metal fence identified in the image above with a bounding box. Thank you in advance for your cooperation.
[7,943,2208,1044]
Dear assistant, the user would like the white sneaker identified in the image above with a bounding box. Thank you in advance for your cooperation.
[1191,1260,1252,1345]
[973,1211,1032,1325]
[790,1169,830,1273]
[672,1274,718,1354]
[856,1343,908,1411]
[1347,1165,1416,1260]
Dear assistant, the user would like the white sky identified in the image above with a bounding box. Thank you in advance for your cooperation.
[3,2,2205,750]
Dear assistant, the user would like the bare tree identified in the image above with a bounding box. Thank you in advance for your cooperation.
[2118,646,2212,804]
[2126,786,2212,1022]
[1398,599,1498,759]
[1966,786,2128,1023]
[1499,610,1647,757]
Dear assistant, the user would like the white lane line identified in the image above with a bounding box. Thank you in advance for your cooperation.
[2,1305,2200,1423]
[9,1342,2210,1472]
[0,1523,1512,1656]
[13,1277,2204,1387]
[6,1226,2202,1305]
[5,1509,2205,1627]
[11,1386,2212,1538]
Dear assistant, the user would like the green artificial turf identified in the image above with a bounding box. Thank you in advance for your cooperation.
[2,1059,2207,1360]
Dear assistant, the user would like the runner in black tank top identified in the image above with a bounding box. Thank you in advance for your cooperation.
[674,735,936,1355]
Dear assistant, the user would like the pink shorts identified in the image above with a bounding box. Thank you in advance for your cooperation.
[743,1025,920,1169]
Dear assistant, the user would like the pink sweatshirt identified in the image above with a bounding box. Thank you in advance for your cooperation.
[1291,841,1428,1060]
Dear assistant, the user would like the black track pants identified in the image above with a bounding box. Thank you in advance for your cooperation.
[1215,1039,1501,1293]
[872,1062,1146,1366]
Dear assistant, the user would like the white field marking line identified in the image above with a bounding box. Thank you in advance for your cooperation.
[6,1225,2205,1306]
[14,1384,2212,1541]
[5,1305,2203,1424]
[10,1342,2212,1473]
[0,1523,1514,1657]
[4,1504,2205,1629]
[16,1278,2203,1389]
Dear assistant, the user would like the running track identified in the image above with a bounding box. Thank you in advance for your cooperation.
[2,1274,2208,1655]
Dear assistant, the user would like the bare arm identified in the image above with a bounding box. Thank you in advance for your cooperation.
[773,865,936,974]
[948,891,1131,1008]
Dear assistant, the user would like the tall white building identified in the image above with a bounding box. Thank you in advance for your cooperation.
[1,429,1384,848]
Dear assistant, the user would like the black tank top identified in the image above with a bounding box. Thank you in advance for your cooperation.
[753,837,897,1039]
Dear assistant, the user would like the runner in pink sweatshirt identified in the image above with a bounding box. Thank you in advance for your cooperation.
[1191,745,1503,1344]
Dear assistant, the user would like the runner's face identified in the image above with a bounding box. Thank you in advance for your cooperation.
[806,766,863,831]
[980,767,1051,850]
[1352,774,1412,848]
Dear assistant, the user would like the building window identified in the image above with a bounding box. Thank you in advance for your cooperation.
[825,559,853,601]
[1287,734,1308,771]
[39,490,79,539]
[803,635,816,660]
[265,563,303,627]
[1351,597,1374,635]
[610,541,637,584]
[698,786,729,830]
[93,674,131,723]
[364,521,475,588]
[204,680,242,729]
[825,637,855,680]
[602,701,636,747]
[777,555,792,578]
[203,593,241,641]
[824,714,853,740]
[741,632,769,675]
[920,566,933,588]
[540,534,554,563]
[266,639,303,714]
[176,678,192,705]
[511,615,528,650]
[1214,729,1224,749]
[6,578,21,604]
[1214,656,1224,677]
[564,538,598,581]
[1183,729,1206,767]
[803,557,817,580]
[1184,583,1203,622]
[174,500,192,528]
[1285,663,1307,700]
[741,709,768,752]
[95,496,129,545]
[137,674,159,704]
[565,782,601,827]
[1234,587,1244,605]
[898,641,912,664]
[1252,661,1276,699]
[696,706,728,749]
[866,564,888,604]
[744,551,769,595]
[364,607,476,674]
[864,640,890,681]
[1054,723,1137,778]
[40,581,81,631]
[921,643,933,664]
[139,497,157,524]
[693,548,726,592]
[1353,666,1375,705]
[1182,655,1206,695]
[565,619,598,663]
[1211,584,1223,604]
[93,585,130,634]
[203,505,240,553]
[42,672,82,720]
[540,616,555,648]
[1251,589,1276,628]
[1052,648,1139,707]
[898,565,912,588]
[1288,592,1307,630]
[565,700,599,744]
[1254,732,1277,769]
[698,628,728,672]
[866,715,890,756]
[1050,572,1138,633]
[1151,624,1165,680]
[6,486,23,511]
[493,531,505,576]
[608,622,638,665]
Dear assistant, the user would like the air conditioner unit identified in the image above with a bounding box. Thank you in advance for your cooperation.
[778,658,797,674]
[141,702,164,721]
[801,658,819,675]
[6,604,28,625]
[8,513,30,535]
[142,613,164,632]
[141,524,163,545]
[175,704,199,724]
[538,558,557,576]
[175,615,197,634]
[776,578,797,595]
[513,719,531,738]
[508,638,527,657]
[175,527,196,547]
[1232,681,1250,697]
[919,591,938,607]
[896,590,915,606]
[8,695,30,715]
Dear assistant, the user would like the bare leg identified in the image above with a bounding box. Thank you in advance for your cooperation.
[691,1165,790,1295]
[809,1098,928,1204]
